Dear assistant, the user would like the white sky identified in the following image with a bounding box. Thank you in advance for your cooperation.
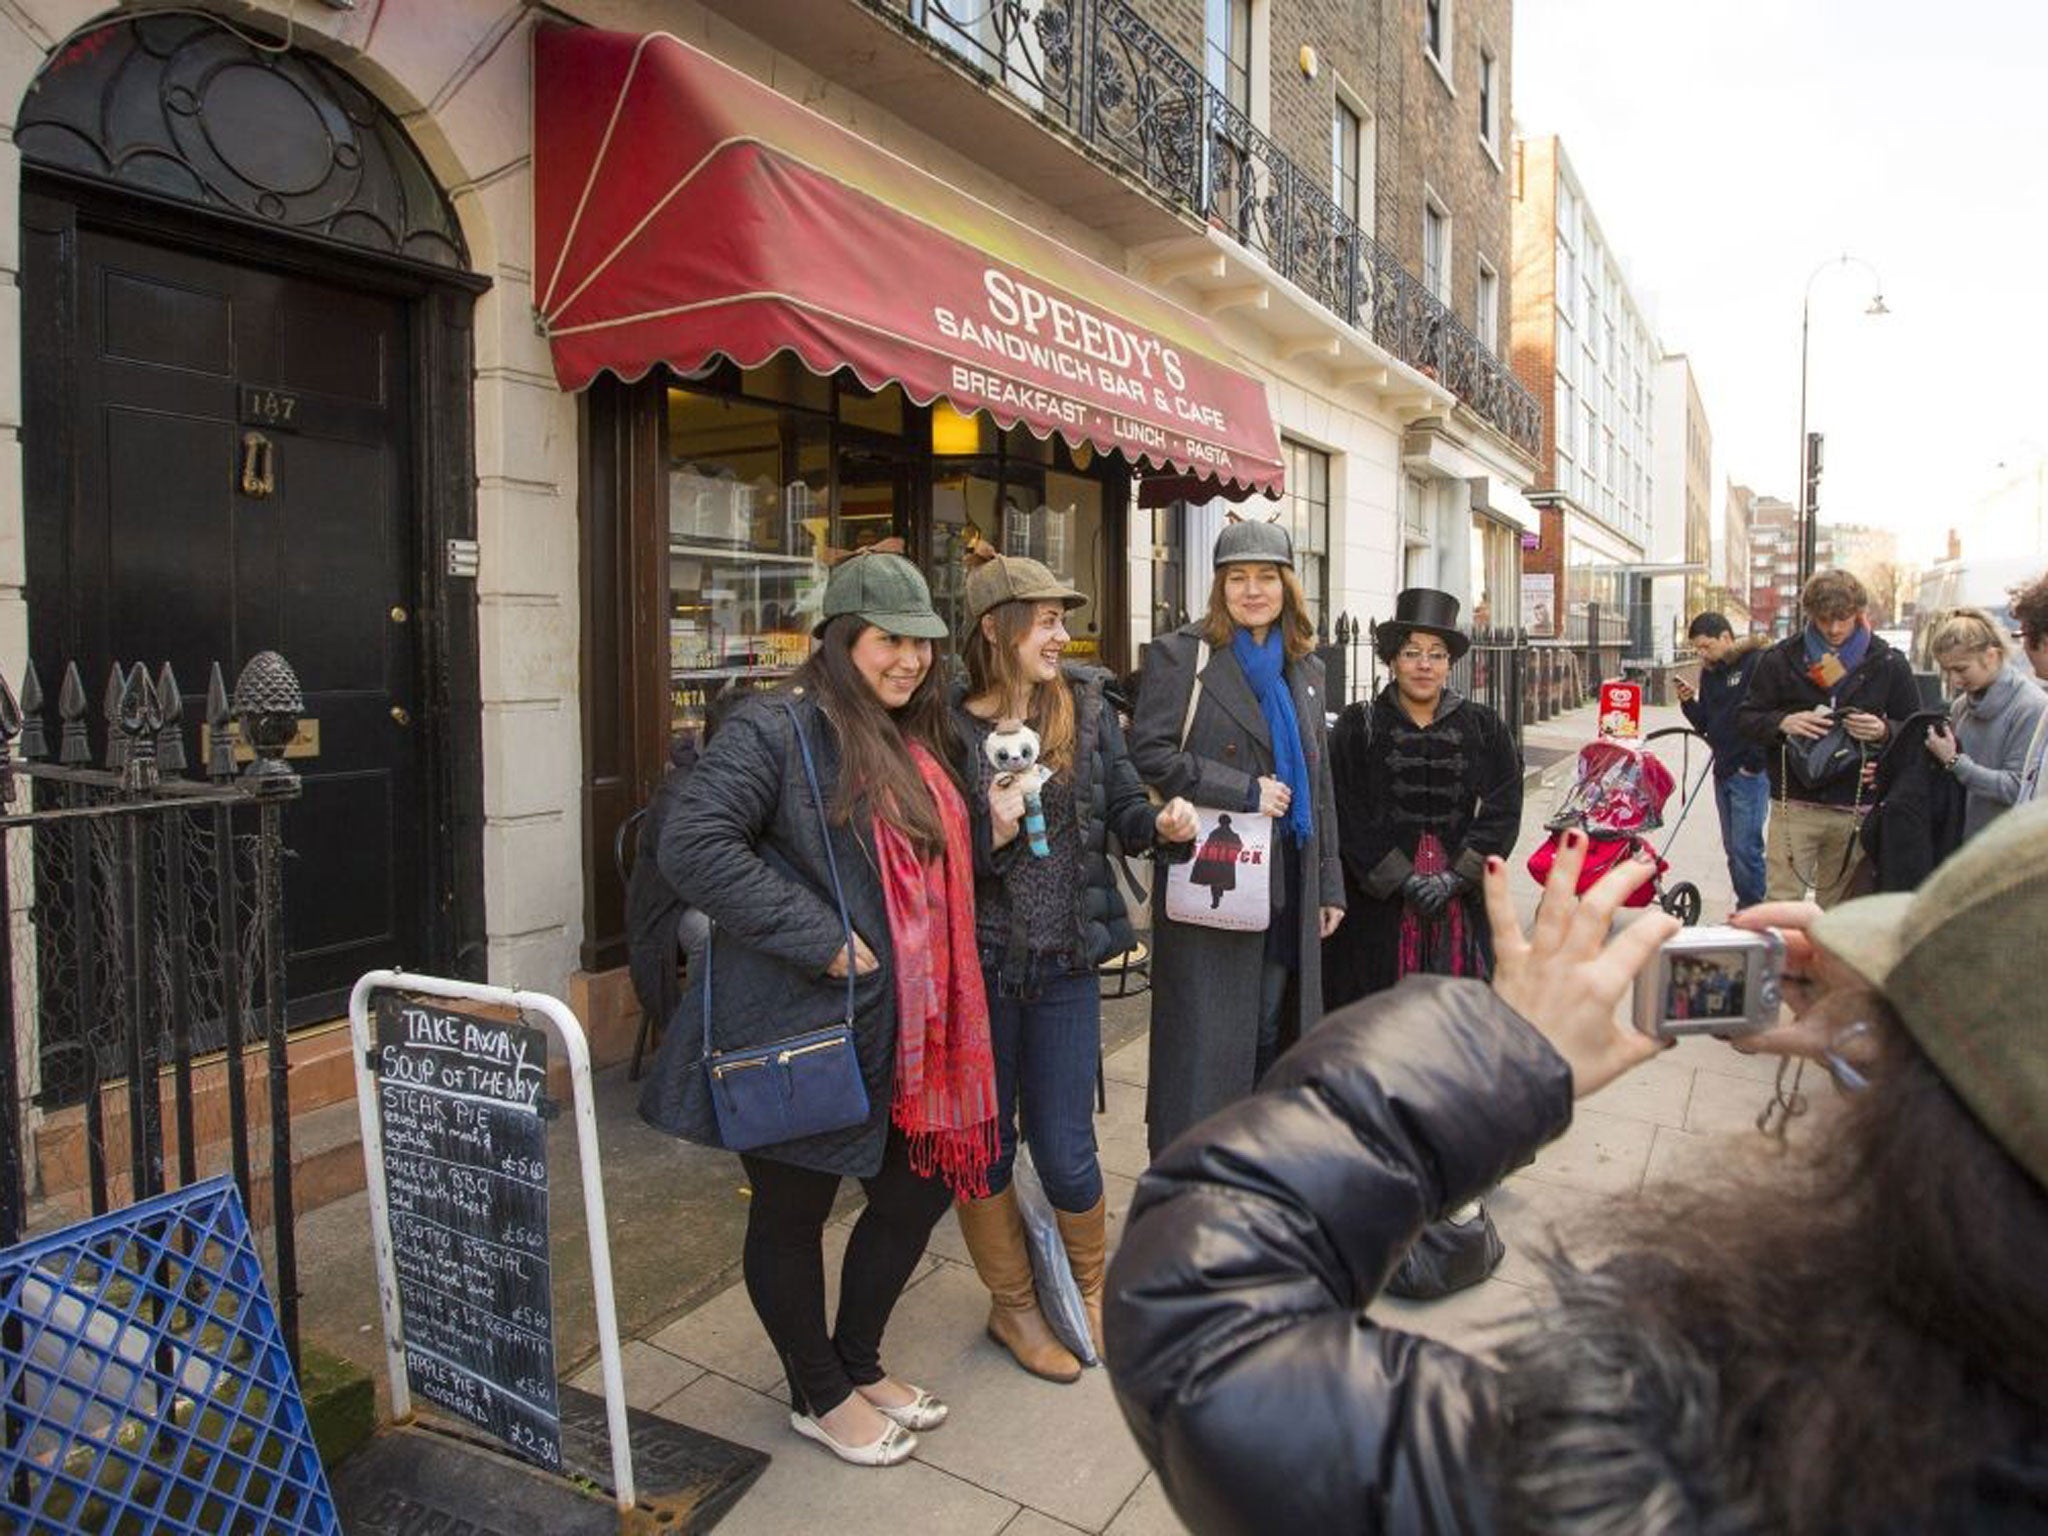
[1513,0,2048,564]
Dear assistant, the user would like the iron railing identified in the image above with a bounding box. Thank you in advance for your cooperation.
[0,654,307,1361]
[872,0,1544,458]
[1333,613,1644,744]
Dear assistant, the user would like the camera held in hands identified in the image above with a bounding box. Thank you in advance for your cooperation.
[1632,925,1785,1039]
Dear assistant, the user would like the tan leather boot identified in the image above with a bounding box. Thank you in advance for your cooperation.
[1054,1196,1108,1360]
[953,1187,1081,1383]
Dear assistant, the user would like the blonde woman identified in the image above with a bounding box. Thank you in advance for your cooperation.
[1923,606,2048,839]
[949,551,1196,1381]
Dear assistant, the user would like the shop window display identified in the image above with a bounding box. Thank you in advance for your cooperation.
[666,366,1124,746]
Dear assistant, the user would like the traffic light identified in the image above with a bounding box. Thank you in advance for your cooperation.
[1805,431,1825,517]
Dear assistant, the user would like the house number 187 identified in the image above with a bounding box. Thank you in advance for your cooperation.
[240,387,300,427]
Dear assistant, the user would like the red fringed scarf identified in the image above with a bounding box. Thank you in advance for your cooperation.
[872,743,998,1197]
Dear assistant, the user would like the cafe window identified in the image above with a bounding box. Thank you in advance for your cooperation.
[929,425,1111,662]
[665,365,1127,745]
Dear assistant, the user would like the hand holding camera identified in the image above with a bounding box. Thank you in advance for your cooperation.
[1630,925,1784,1039]
[1483,832,1678,1099]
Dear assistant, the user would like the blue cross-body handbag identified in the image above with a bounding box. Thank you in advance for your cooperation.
[700,702,871,1151]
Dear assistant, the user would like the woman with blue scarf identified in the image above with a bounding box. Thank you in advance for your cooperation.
[1130,520,1343,1159]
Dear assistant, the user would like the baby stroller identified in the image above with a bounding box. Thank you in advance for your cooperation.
[1526,728,1713,924]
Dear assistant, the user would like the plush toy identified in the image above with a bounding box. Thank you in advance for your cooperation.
[984,718,1051,858]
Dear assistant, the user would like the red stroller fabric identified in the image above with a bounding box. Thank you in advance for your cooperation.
[1526,740,1677,907]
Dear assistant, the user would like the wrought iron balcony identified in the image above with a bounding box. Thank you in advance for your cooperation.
[858,0,1543,459]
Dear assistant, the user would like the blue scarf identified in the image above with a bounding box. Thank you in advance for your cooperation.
[1231,626,1313,847]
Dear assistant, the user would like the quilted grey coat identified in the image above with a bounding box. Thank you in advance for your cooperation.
[639,688,901,1177]
[1129,625,1342,1157]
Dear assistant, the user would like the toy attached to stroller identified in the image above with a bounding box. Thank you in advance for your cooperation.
[1526,730,1710,924]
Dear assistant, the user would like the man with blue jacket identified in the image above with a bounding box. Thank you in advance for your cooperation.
[1676,612,1769,908]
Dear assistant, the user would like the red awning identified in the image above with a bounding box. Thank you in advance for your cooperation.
[532,25,1284,500]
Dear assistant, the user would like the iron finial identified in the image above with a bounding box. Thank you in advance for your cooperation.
[156,662,186,776]
[103,662,128,772]
[18,662,46,761]
[231,651,304,797]
[0,671,19,806]
[118,663,161,794]
[58,662,89,767]
[205,662,235,782]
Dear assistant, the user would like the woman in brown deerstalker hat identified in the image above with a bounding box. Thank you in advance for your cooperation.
[947,546,1197,1382]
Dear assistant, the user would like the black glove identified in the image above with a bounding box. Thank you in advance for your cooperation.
[1399,872,1434,909]
[1411,871,1467,918]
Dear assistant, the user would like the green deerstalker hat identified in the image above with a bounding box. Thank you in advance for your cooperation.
[813,550,948,639]
[1811,799,2048,1191]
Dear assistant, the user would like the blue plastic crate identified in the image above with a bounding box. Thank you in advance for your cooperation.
[0,1176,338,1534]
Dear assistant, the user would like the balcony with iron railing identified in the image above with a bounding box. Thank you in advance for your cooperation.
[849,0,1543,459]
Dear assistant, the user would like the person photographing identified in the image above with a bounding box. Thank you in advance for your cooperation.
[1106,806,2048,1534]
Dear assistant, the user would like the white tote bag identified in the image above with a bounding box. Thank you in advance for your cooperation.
[1159,637,1274,931]
[1165,804,1273,930]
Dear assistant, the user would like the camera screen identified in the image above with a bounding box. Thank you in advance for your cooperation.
[1663,952,1749,1023]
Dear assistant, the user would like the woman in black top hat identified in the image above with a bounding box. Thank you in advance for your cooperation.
[1130,518,1343,1158]
[1322,588,1524,1005]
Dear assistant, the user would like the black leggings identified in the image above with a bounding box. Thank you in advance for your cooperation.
[738,1128,952,1417]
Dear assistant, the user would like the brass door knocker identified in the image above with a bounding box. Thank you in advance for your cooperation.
[240,431,275,498]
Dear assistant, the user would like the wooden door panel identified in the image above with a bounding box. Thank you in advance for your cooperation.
[58,228,423,1018]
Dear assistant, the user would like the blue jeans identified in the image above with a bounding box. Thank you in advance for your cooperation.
[983,964,1103,1212]
[1714,769,1770,910]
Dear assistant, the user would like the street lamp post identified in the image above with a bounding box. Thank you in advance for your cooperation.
[1796,254,1889,589]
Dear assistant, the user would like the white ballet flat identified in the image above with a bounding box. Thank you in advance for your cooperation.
[789,1408,917,1466]
[869,1384,947,1432]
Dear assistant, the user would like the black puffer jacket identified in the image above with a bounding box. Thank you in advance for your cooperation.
[1736,629,1919,805]
[1104,975,2048,1534]
[953,665,1164,979]
[639,688,900,1177]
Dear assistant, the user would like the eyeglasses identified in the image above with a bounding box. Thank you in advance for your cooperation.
[1397,648,1452,666]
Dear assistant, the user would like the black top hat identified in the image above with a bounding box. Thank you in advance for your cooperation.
[1377,587,1470,663]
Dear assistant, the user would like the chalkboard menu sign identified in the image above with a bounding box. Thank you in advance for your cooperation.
[374,995,560,1472]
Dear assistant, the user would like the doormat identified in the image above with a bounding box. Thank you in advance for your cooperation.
[332,1387,769,1534]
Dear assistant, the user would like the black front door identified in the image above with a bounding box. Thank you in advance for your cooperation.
[27,225,424,1020]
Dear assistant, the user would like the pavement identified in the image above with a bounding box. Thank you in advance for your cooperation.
[299,697,1840,1533]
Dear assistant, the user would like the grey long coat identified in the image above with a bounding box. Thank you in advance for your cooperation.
[1130,625,1342,1157]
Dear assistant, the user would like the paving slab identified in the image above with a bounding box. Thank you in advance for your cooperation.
[1488,1174,1615,1290]
[566,1336,704,1412]
[651,1370,1019,1536]
[1103,1474,1191,1536]
[1519,1103,1660,1196]
[1001,1509,1094,1536]
[873,1263,1156,1533]
[1581,1053,1695,1129]
[1102,1036,1149,1088]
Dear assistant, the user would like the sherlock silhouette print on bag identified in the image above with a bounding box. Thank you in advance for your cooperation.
[1166,805,1272,930]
